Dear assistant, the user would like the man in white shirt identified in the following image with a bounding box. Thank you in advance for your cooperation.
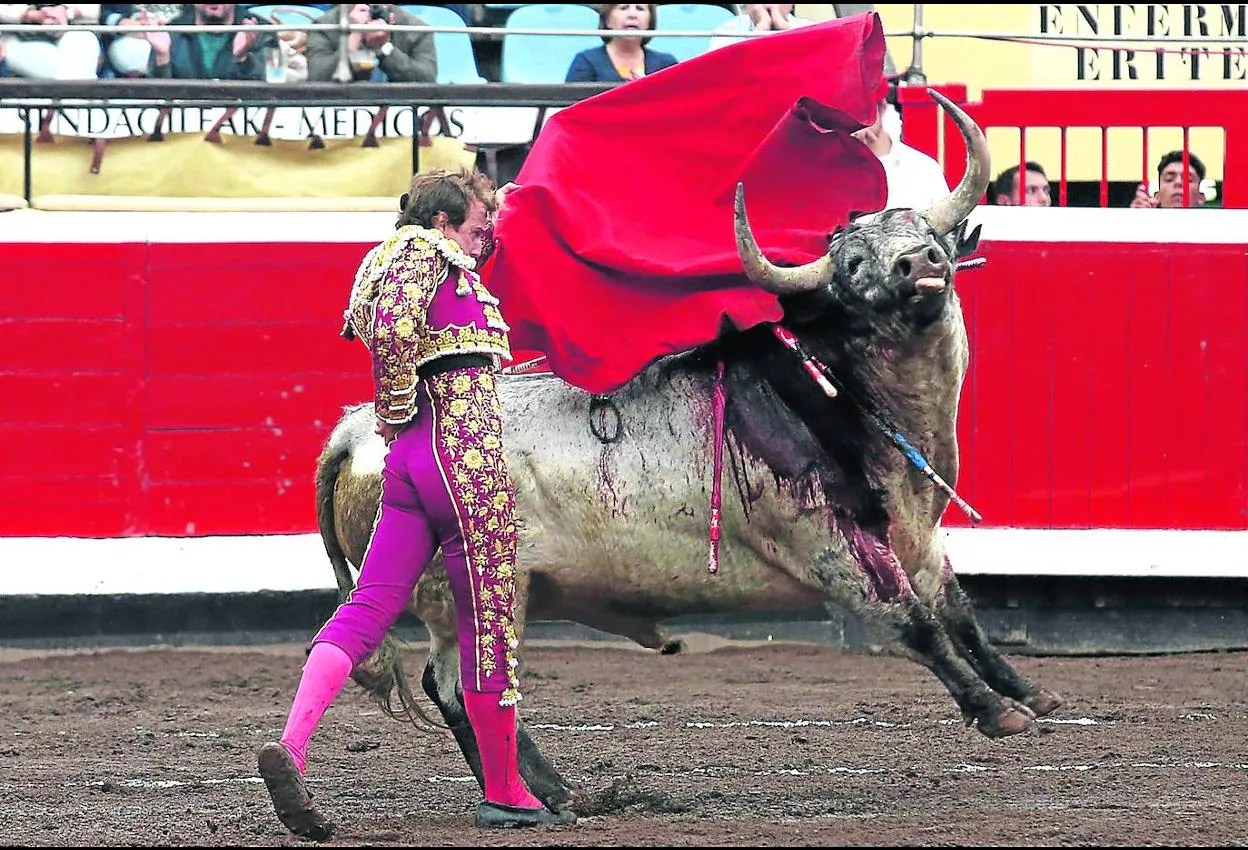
[853,92,951,213]
[707,4,814,52]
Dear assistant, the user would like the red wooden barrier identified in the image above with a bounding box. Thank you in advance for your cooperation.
[0,211,1244,537]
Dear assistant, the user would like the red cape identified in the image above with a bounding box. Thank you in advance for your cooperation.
[485,13,889,393]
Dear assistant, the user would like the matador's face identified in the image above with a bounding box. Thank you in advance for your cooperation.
[438,199,491,260]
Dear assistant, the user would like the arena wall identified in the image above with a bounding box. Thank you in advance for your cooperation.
[1,207,1245,603]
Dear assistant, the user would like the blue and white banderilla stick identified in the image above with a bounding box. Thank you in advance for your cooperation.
[771,325,984,525]
[859,408,984,525]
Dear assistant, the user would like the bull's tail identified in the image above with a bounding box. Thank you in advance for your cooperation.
[314,412,362,604]
[315,406,443,732]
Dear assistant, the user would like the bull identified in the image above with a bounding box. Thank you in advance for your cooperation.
[312,90,1062,812]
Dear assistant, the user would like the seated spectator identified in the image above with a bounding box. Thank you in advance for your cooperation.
[1130,150,1209,208]
[707,3,813,52]
[852,86,950,212]
[100,4,188,78]
[0,4,102,79]
[305,4,436,83]
[147,3,275,79]
[991,161,1052,206]
[565,4,676,83]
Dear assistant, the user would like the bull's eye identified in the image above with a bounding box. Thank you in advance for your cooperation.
[848,256,864,277]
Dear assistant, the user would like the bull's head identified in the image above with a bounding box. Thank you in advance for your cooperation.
[734,89,988,326]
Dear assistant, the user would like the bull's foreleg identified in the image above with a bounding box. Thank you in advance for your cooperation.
[822,531,1036,739]
[897,603,1036,738]
[937,569,1063,718]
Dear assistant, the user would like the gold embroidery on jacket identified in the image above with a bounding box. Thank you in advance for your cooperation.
[342,226,512,424]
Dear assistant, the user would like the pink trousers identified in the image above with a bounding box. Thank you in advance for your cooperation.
[313,367,523,702]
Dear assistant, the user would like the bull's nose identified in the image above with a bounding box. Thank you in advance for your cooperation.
[895,246,950,283]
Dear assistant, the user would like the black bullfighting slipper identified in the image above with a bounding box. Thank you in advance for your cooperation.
[256,742,335,841]
[475,801,578,829]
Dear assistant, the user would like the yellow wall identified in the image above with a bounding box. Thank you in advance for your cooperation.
[0,129,474,205]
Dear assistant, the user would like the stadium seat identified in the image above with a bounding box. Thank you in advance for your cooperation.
[401,5,487,83]
[649,4,736,63]
[500,4,601,84]
[247,5,318,26]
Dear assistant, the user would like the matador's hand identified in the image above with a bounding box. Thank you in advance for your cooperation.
[375,418,403,446]
[495,182,521,208]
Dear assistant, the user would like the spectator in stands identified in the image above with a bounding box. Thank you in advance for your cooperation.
[565,4,676,83]
[1130,150,1209,209]
[852,84,950,212]
[305,4,436,83]
[146,3,274,79]
[0,4,102,79]
[99,4,188,77]
[991,161,1052,206]
[707,3,813,52]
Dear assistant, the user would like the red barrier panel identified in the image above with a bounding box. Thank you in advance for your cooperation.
[950,241,1247,531]
[0,239,372,536]
[0,243,147,535]
[1,211,1244,536]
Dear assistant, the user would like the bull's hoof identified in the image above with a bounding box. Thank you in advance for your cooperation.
[1024,689,1063,718]
[975,701,1036,739]
[475,801,577,829]
[257,742,334,841]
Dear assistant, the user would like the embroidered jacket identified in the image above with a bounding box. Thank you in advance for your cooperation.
[342,226,512,424]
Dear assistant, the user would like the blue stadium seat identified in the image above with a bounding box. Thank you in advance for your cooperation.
[401,5,486,83]
[649,4,736,63]
[500,4,601,84]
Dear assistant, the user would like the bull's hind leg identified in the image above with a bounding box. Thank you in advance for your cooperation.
[419,618,576,810]
[937,570,1063,718]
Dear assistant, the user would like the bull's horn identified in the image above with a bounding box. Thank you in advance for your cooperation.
[734,182,834,295]
[920,89,991,238]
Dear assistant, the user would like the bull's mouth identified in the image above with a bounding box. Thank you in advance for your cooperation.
[905,277,952,321]
[907,276,950,305]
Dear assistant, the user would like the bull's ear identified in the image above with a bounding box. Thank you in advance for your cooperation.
[779,288,835,324]
[954,222,982,260]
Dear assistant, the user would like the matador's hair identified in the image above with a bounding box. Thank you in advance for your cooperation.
[396,168,497,230]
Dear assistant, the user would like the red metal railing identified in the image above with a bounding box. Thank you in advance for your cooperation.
[898,85,1235,208]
